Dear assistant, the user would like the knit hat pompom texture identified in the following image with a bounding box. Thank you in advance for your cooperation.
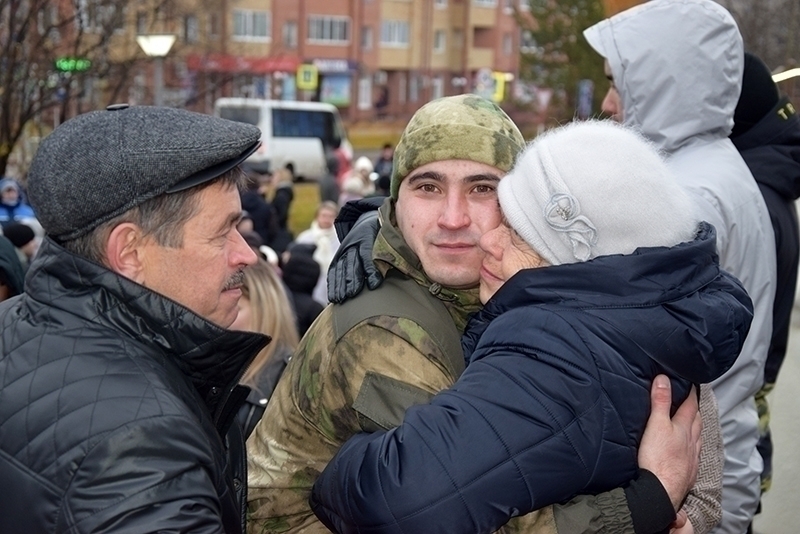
[27,105,261,241]
[499,120,698,266]
[391,95,526,198]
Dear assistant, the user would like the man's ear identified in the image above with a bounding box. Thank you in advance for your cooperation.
[105,223,146,283]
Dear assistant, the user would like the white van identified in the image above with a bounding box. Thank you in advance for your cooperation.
[214,98,353,181]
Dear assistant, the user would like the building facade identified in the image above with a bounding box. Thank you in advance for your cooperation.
[129,0,524,122]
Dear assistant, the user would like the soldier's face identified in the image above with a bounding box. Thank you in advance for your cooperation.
[396,159,502,289]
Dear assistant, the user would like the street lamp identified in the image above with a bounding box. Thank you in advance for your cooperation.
[136,34,176,107]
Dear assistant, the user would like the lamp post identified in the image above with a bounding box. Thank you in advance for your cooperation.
[136,34,176,107]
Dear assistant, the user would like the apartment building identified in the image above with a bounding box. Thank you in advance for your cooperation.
[129,0,523,121]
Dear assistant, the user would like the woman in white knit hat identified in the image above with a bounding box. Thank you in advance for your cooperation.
[313,120,754,534]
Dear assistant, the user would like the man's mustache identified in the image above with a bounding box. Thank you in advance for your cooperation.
[223,270,246,291]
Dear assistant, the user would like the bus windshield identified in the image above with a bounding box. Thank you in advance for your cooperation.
[272,109,338,148]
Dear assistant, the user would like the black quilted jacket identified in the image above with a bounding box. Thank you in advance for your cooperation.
[0,238,269,534]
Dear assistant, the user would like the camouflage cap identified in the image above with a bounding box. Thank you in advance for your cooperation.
[391,95,526,199]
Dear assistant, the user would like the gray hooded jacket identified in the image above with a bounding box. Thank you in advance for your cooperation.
[585,1,776,533]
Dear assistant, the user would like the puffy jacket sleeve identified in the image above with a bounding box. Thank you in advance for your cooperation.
[60,414,230,534]
[310,309,629,534]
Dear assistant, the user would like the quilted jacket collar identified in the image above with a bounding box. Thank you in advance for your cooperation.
[25,237,269,421]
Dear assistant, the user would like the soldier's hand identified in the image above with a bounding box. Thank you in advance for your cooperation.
[639,375,702,511]
[327,209,383,303]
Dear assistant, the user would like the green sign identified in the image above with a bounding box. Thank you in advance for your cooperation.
[54,57,91,73]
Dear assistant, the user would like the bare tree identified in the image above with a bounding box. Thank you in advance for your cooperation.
[515,0,607,124]
[718,0,800,69]
[0,0,144,177]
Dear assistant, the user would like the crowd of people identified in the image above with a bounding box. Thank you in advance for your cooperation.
[0,1,799,533]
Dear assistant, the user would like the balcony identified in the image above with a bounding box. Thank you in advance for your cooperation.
[467,47,494,70]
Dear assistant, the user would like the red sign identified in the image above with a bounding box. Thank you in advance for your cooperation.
[186,53,300,74]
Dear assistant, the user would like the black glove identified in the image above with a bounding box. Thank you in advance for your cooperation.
[328,202,384,304]
[334,196,385,241]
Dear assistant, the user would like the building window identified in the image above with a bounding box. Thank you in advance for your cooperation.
[433,29,446,52]
[432,75,444,99]
[380,20,410,48]
[77,0,122,33]
[307,15,351,44]
[233,9,270,42]
[358,76,372,110]
[452,29,463,48]
[361,26,373,50]
[473,0,497,6]
[184,15,198,43]
[136,12,147,34]
[399,73,407,104]
[409,74,420,102]
[503,32,512,55]
[208,13,220,38]
[283,21,298,48]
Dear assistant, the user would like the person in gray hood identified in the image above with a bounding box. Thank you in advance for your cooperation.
[584,1,777,533]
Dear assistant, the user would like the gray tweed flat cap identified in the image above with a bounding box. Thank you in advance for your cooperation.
[27,104,261,241]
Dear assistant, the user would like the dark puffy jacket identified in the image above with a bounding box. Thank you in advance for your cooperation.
[311,223,753,534]
[0,238,268,534]
[731,96,800,385]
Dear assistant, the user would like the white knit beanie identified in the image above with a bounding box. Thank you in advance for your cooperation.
[498,120,698,265]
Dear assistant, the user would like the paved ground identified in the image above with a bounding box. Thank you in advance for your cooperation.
[752,304,800,534]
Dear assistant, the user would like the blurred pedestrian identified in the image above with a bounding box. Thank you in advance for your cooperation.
[319,151,341,205]
[353,156,375,195]
[0,104,268,533]
[730,51,800,501]
[270,168,295,253]
[373,142,394,184]
[338,171,367,206]
[293,201,340,305]
[0,177,36,229]
[241,170,278,246]
[281,245,324,337]
[2,222,38,269]
[231,259,300,438]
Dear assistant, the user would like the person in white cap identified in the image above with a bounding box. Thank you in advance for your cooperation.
[310,120,753,534]
[583,1,777,531]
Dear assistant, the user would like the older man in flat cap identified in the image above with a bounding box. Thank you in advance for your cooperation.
[0,104,270,534]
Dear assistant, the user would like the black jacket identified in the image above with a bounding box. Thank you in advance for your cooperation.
[241,189,277,246]
[732,96,800,384]
[0,238,268,534]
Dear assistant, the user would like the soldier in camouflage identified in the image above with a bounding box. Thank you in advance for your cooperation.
[246,95,713,534]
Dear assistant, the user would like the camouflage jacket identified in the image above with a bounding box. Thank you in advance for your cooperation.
[246,201,718,534]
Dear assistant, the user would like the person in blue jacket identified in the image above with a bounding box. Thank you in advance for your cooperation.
[310,120,754,534]
[0,177,37,228]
